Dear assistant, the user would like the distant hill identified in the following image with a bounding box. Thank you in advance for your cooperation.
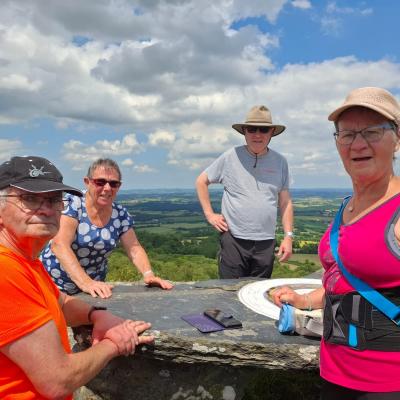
[290,188,352,199]
[117,187,352,200]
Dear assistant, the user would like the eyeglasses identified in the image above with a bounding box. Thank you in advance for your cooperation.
[0,194,70,211]
[333,122,395,145]
[245,126,273,134]
[89,178,122,189]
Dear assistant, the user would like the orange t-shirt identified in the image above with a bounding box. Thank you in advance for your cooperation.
[0,245,72,399]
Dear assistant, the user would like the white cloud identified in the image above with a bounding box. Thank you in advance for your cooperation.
[71,164,85,171]
[291,0,312,10]
[0,74,41,91]
[55,120,69,129]
[163,57,400,182]
[327,2,373,15]
[121,158,134,166]
[319,2,373,36]
[226,0,287,24]
[0,1,282,127]
[0,139,24,161]
[119,157,156,173]
[361,8,373,16]
[63,134,143,162]
[133,164,156,173]
[165,120,242,170]
[320,16,341,36]
[148,130,176,147]
[0,18,161,125]
[0,116,20,124]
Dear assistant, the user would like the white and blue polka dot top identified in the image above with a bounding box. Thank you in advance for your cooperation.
[41,192,134,295]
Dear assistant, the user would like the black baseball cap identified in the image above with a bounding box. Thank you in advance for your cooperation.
[0,156,82,196]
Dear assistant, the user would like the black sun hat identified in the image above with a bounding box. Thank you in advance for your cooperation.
[0,156,82,196]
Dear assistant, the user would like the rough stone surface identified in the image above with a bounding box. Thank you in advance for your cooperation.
[73,279,320,399]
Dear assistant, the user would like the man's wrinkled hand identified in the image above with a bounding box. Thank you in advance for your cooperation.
[206,212,228,232]
[103,320,153,356]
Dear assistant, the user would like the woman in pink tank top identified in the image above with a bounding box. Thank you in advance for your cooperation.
[273,86,400,400]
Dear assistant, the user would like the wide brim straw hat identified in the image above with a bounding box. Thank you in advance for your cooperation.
[328,87,400,124]
[232,105,286,136]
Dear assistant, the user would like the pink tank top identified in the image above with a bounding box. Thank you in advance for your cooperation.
[319,194,400,392]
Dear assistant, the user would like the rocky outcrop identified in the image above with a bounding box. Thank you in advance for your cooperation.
[73,280,320,399]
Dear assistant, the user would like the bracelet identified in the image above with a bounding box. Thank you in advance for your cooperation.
[88,306,107,324]
[143,270,154,277]
[304,294,312,311]
[284,231,294,238]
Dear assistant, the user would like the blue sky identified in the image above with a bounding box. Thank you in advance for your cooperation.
[0,0,399,190]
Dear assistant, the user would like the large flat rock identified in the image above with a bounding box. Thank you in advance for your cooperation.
[76,279,320,370]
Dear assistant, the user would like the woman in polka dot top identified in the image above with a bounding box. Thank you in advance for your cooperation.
[41,158,173,298]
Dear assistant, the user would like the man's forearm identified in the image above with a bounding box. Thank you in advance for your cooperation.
[198,192,213,217]
[281,204,293,234]
[55,340,117,397]
[61,295,92,326]
[279,193,294,234]
[196,178,214,216]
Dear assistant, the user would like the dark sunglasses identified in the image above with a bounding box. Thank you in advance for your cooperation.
[245,126,272,134]
[90,178,122,189]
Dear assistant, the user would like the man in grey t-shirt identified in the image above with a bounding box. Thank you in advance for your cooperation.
[196,105,294,279]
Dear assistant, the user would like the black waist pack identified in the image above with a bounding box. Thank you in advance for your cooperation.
[324,288,400,351]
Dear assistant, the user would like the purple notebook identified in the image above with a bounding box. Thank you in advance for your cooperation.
[181,313,224,333]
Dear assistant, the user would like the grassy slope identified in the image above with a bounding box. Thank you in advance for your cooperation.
[107,250,321,282]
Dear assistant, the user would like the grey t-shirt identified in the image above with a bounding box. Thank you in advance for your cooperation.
[205,145,289,241]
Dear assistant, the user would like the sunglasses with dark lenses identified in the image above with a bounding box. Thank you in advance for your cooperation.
[90,178,122,189]
[245,126,272,134]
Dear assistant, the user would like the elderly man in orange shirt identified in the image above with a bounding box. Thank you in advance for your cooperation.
[0,156,153,399]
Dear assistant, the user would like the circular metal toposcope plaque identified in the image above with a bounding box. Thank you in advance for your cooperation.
[238,278,322,320]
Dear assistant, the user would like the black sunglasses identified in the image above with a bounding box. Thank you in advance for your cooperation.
[90,178,122,189]
[245,126,272,134]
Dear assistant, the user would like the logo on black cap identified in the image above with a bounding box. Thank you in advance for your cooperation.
[29,165,51,178]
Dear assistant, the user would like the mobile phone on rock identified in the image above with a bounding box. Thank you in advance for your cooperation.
[204,309,242,329]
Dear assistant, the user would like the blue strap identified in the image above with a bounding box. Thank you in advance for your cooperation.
[348,324,358,347]
[330,197,400,326]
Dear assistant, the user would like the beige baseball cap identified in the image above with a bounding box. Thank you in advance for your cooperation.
[328,86,400,125]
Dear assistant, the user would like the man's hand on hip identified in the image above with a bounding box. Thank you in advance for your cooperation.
[205,212,228,232]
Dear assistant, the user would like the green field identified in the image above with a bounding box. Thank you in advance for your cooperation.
[108,189,344,282]
[282,253,321,266]
[138,221,208,234]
